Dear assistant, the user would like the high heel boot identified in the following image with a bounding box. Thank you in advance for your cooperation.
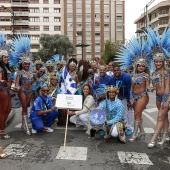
[137,120,146,140]
[129,121,140,142]
[22,115,31,136]
[147,133,158,148]
[157,132,168,146]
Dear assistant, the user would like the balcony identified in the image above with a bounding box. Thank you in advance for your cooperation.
[11,2,28,7]
[14,20,29,25]
[14,11,29,16]
[15,29,29,34]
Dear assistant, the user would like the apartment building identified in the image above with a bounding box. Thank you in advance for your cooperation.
[0,0,125,60]
[135,0,170,35]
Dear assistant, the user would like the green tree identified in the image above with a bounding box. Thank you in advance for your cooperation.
[101,40,121,64]
[36,34,74,61]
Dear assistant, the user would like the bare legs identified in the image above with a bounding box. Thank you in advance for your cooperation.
[129,95,149,142]
[18,90,32,135]
[148,99,169,148]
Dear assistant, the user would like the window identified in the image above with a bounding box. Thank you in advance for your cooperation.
[116,16,122,20]
[43,8,49,13]
[43,17,49,22]
[95,32,100,36]
[54,8,60,13]
[43,0,49,4]
[29,8,40,13]
[67,14,72,18]
[95,22,100,27]
[77,14,82,18]
[95,14,100,18]
[54,0,60,4]
[30,0,39,3]
[54,17,60,22]
[31,36,40,40]
[104,24,109,27]
[54,26,60,31]
[68,23,73,27]
[43,26,49,31]
[30,17,40,22]
[29,26,40,31]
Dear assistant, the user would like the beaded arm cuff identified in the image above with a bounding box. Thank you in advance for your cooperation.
[15,85,20,89]
[161,93,168,106]
[146,87,151,92]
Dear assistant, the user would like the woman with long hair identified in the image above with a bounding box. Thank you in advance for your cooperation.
[67,84,95,134]
[0,52,12,139]
[116,35,152,142]
[146,27,170,148]
[0,33,12,139]
[10,35,34,136]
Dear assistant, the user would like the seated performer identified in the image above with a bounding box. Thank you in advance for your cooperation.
[30,86,59,134]
[90,85,126,143]
[67,84,95,133]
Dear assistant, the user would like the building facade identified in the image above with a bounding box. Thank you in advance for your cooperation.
[135,0,170,35]
[0,0,125,60]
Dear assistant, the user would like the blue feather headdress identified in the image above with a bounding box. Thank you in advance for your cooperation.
[146,27,170,61]
[10,34,32,67]
[0,32,10,59]
[116,35,153,73]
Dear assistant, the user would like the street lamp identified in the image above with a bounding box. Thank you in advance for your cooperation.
[1,5,14,36]
[76,29,90,60]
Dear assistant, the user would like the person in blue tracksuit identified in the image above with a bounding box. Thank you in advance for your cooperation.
[112,65,133,136]
[30,86,59,134]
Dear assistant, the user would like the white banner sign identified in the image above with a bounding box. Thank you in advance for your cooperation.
[55,94,82,110]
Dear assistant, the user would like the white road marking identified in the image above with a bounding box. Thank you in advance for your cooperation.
[4,144,30,158]
[55,146,88,161]
[117,151,153,165]
[144,107,158,113]
[143,111,157,125]
[15,123,32,128]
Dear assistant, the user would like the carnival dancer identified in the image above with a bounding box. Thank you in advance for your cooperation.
[30,85,59,134]
[67,84,95,134]
[116,35,152,142]
[112,65,133,136]
[90,85,126,143]
[0,33,12,139]
[146,27,170,148]
[68,58,78,84]
[11,35,35,135]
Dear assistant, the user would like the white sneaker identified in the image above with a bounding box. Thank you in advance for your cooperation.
[43,127,54,133]
[31,128,37,134]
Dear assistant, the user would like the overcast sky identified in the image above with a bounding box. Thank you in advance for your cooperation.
[125,0,165,40]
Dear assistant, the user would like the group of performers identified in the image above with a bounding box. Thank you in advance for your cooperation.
[0,26,170,158]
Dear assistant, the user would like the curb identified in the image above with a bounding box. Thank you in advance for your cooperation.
[5,109,15,127]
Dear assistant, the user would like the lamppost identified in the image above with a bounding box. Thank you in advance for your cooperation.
[76,29,90,60]
[1,5,14,36]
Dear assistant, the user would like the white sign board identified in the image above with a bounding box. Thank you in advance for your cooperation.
[55,94,82,110]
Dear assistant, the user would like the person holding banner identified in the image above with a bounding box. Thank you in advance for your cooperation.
[90,85,126,143]
[30,85,59,134]
[67,84,95,134]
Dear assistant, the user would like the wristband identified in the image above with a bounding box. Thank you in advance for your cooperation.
[146,87,151,92]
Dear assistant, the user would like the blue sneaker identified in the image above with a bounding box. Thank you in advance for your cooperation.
[100,131,106,137]
[125,129,132,136]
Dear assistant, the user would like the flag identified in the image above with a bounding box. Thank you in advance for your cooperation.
[60,66,77,94]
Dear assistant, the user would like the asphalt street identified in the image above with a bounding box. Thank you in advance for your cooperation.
[1,92,170,170]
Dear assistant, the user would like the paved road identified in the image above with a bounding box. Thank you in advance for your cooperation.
[1,92,170,170]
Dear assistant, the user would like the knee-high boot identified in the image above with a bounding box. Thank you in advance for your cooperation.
[138,120,146,139]
[129,121,140,142]
[22,115,31,135]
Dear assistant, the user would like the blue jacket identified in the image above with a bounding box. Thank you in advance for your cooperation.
[112,72,131,103]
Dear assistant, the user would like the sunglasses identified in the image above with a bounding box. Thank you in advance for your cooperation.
[42,90,49,92]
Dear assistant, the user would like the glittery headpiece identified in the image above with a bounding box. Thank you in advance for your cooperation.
[56,60,63,65]
[10,35,32,67]
[34,59,43,66]
[50,75,59,80]
[146,27,170,62]
[105,85,119,95]
[116,35,153,73]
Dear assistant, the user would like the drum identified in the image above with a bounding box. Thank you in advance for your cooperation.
[90,109,106,130]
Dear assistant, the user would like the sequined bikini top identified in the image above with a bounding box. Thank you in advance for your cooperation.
[132,72,149,85]
[17,69,34,84]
